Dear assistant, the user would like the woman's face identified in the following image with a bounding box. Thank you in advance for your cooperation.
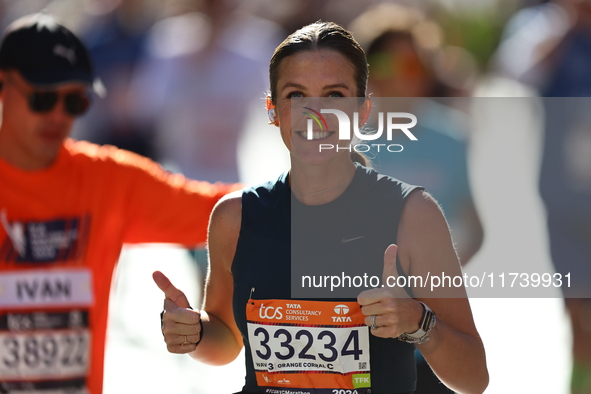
[274,49,360,165]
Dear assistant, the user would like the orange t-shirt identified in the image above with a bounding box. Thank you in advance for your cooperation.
[0,139,235,393]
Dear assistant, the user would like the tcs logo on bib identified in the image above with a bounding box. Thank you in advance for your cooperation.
[259,303,283,320]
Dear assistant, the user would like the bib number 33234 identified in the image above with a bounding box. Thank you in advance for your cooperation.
[246,299,371,394]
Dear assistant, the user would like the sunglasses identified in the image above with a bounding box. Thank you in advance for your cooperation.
[7,77,90,117]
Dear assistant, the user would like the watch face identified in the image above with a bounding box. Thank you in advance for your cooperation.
[423,312,435,331]
[419,310,432,331]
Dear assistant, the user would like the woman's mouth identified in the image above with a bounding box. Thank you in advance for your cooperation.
[295,131,334,140]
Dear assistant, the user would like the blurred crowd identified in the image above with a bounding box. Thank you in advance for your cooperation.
[1,0,589,392]
[0,0,502,182]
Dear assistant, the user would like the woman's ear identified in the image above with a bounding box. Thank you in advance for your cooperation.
[266,96,280,127]
[359,97,371,125]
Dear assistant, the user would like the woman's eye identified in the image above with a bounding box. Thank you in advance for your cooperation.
[287,91,304,98]
[328,91,344,98]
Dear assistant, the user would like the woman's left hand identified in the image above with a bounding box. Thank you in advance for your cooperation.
[357,244,424,339]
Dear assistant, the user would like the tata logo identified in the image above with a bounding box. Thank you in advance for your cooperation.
[259,304,283,320]
[332,316,352,323]
[333,304,349,315]
[304,108,418,153]
[332,304,352,323]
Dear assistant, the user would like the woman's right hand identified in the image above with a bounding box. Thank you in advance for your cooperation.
[153,270,203,354]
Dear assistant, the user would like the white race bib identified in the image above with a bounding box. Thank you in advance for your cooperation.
[0,269,93,393]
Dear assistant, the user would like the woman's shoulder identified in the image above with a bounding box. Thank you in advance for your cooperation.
[398,189,453,271]
[211,190,243,230]
[401,189,444,227]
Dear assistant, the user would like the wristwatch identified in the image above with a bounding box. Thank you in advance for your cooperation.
[397,301,436,344]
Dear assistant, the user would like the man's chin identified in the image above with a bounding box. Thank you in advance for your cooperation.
[35,136,66,160]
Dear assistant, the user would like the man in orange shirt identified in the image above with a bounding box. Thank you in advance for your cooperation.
[0,13,234,393]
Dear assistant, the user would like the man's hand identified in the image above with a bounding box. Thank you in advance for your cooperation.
[153,270,202,353]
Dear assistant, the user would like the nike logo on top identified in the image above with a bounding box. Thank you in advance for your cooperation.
[341,236,364,243]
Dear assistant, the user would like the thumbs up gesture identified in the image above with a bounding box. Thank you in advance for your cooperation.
[357,244,423,339]
[153,271,203,353]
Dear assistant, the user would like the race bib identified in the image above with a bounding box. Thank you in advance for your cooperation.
[247,299,371,394]
[0,269,93,393]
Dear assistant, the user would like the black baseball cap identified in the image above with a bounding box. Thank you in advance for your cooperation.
[0,13,105,96]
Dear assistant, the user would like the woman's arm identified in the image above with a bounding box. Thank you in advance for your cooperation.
[400,191,488,394]
[358,190,488,394]
[155,191,244,366]
[192,191,244,365]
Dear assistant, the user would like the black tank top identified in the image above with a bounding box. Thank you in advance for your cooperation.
[232,164,422,393]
